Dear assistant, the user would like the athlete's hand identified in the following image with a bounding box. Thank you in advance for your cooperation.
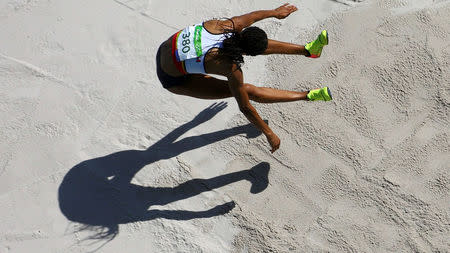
[273,3,298,19]
[266,132,281,153]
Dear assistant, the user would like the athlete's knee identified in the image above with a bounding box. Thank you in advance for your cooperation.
[244,83,265,101]
[243,83,257,95]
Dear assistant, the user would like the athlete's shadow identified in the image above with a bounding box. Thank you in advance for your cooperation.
[58,102,270,242]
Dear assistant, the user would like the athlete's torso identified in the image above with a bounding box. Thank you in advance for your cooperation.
[159,20,234,77]
[173,23,232,74]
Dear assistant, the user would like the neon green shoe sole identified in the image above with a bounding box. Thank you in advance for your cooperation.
[305,30,328,58]
[307,87,332,101]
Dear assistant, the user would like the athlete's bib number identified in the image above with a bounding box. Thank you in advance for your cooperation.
[181,32,191,53]
[177,25,202,61]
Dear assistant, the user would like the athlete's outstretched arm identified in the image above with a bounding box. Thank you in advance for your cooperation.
[226,64,280,153]
[231,3,298,32]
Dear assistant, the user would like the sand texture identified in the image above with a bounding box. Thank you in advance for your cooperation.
[1,0,449,252]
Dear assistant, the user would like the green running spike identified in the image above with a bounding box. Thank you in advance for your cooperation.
[305,30,328,58]
[307,87,333,101]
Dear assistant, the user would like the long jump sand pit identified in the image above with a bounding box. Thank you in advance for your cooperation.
[1,0,449,252]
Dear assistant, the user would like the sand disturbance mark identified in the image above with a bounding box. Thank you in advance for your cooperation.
[205,1,450,252]
[111,0,180,31]
[330,0,367,7]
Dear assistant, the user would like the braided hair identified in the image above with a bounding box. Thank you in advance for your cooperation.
[218,25,268,68]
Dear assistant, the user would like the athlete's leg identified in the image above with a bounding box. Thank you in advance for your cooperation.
[168,74,232,99]
[263,39,310,56]
[168,74,308,102]
[264,30,328,57]
[244,84,308,103]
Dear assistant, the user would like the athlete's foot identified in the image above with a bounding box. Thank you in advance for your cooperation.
[305,30,328,58]
[307,87,333,101]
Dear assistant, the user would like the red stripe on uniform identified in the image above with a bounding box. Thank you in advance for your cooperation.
[171,31,187,75]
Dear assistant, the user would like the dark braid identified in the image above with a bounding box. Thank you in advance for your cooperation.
[217,20,268,68]
[220,32,245,67]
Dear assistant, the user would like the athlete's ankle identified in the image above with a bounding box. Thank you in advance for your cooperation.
[300,46,311,57]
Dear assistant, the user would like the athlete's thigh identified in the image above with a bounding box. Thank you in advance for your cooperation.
[168,74,232,99]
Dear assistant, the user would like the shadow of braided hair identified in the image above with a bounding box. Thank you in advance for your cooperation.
[218,20,268,68]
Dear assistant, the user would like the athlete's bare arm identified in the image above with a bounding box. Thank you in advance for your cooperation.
[226,64,280,153]
[231,3,298,32]
[204,4,297,34]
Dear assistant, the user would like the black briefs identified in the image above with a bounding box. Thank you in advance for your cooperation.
[156,46,187,89]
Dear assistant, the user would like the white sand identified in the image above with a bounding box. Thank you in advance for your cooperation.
[1,0,449,252]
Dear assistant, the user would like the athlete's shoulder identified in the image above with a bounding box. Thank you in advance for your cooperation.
[203,18,236,34]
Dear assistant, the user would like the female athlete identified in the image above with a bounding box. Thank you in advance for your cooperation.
[156,3,332,153]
